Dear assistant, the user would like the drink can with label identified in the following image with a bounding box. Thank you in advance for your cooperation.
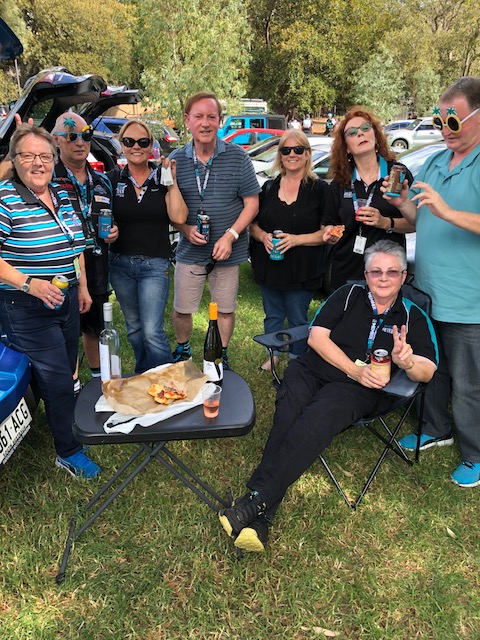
[45,275,69,310]
[196,213,210,242]
[270,229,284,261]
[385,164,406,197]
[371,348,391,383]
[98,209,112,239]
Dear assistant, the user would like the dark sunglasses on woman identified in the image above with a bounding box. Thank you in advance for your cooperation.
[280,146,308,156]
[121,137,151,148]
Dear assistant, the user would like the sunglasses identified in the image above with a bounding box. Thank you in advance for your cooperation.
[432,108,480,134]
[344,122,373,137]
[280,146,307,156]
[121,137,151,148]
[56,126,93,142]
[190,256,217,277]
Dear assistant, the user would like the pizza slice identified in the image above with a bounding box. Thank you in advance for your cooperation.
[329,224,345,238]
[148,382,187,405]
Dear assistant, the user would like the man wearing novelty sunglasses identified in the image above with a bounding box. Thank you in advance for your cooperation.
[52,112,118,388]
[384,76,480,489]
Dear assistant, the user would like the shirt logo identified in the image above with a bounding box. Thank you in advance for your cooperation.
[116,183,127,198]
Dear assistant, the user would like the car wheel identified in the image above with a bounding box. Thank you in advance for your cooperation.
[392,139,408,150]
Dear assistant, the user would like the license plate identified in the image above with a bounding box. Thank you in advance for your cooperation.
[0,397,32,467]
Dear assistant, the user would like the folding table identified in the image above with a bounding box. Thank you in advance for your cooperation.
[56,370,255,583]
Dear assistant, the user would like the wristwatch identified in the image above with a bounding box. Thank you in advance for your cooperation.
[386,217,395,234]
[20,276,32,293]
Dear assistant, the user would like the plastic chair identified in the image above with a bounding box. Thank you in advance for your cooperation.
[253,283,432,510]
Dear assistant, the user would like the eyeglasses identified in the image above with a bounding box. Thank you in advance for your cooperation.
[432,108,480,134]
[344,122,373,138]
[121,137,151,148]
[55,126,93,142]
[190,257,217,277]
[14,152,55,164]
[280,146,307,156]
[366,269,405,279]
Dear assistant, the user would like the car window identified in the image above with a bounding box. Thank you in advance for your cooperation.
[418,124,434,131]
[312,153,331,179]
[29,99,54,127]
[247,136,280,158]
[105,122,123,134]
[406,119,421,130]
[254,147,278,163]
[229,118,245,131]
[250,118,263,129]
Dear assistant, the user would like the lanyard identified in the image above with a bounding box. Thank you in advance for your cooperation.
[192,145,214,203]
[366,290,391,354]
[27,186,75,246]
[66,167,98,249]
[350,156,389,214]
[128,168,156,203]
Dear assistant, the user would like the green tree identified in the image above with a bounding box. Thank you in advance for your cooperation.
[134,0,251,136]
[350,43,408,122]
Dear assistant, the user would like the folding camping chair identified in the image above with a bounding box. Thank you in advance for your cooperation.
[253,283,432,510]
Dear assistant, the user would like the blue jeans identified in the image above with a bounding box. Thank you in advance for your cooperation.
[0,287,81,458]
[260,286,314,356]
[421,321,480,462]
[109,253,173,373]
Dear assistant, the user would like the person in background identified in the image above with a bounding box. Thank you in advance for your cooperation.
[249,130,329,370]
[390,76,480,488]
[108,119,187,373]
[169,92,260,369]
[325,113,336,136]
[218,241,437,553]
[52,112,118,391]
[322,106,415,294]
[0,124,100,478]
[302,115,312,134]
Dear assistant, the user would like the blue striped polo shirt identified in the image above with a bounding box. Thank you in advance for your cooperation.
[170,137,261,265]
[0,178,86,289]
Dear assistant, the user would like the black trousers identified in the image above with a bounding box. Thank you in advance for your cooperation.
[247,358,393,518]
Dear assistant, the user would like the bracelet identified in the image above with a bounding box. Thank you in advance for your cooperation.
[404,360,415,371]
[226,227,239,241]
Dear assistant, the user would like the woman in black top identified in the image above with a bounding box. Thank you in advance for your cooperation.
[249,131,329,370]
[108,120,187,373]
[322,106,414,294]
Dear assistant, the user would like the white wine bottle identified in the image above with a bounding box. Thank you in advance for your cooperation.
[99,302,122,381]
[203,302,223,383]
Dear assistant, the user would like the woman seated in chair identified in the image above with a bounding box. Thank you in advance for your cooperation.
[219,240,438,553]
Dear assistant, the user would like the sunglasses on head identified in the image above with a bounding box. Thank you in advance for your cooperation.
[56,126,93,142]
[432,107,480,134]
[121,137,151,148]
[280,145,307,156]
[344,122,373,138]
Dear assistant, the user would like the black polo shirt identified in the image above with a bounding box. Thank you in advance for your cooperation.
[107,165,171,258]
[302,284,438,384]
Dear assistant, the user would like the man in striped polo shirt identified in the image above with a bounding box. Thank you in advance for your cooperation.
[170,92,260,369]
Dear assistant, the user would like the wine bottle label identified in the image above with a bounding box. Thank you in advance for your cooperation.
[110,355,121,378]
[99,343,111,381]
[203,359,223,382]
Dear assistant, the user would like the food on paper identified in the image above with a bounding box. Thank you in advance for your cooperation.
[148,381,187,405]
[329,224,345,238]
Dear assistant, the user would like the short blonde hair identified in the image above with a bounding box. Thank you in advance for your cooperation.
[271,130,317,183]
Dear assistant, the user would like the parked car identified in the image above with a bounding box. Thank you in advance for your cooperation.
[0,105,8,118]
[251,135,333,175]
[383,120,413,133]
[386,117,444,150]
[93,116,179,156]
[223,127,286,148]
[218,113,287,138]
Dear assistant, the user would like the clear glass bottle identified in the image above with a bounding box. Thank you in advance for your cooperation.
[203,302,223,383]
[99,302,122,381]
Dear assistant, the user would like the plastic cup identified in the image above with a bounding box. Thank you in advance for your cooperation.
[356,198,368,220]
[202,384,222,419]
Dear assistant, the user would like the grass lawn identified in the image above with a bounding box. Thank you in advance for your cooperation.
[1,263,479,639]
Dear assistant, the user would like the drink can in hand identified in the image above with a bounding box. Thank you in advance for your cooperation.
[98,209,112,239]
[385,164,406,197]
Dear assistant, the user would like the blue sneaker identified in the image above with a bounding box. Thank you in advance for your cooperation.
[451,461,480,488]
[399,432,454,451]
[172,343,192,363]
[55,448,101,479]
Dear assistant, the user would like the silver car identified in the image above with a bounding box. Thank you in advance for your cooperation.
[386,117,444,150]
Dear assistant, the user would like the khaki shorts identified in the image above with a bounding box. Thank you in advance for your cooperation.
[173,261,239,314]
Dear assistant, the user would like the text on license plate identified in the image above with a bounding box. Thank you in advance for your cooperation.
[0,397,32,467]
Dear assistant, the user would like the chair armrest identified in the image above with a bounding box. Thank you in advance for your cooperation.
[253,325,310,350]
[382,369,420,398]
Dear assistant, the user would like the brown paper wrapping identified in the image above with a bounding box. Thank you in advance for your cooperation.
[101,361,209,416]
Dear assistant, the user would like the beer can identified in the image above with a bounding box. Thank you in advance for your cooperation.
[385,164,406,197]
[270,230,284,261]
[196,213,210,242]
[371,348,391,383]
[46,275,69,310]
[98,209,112,239]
